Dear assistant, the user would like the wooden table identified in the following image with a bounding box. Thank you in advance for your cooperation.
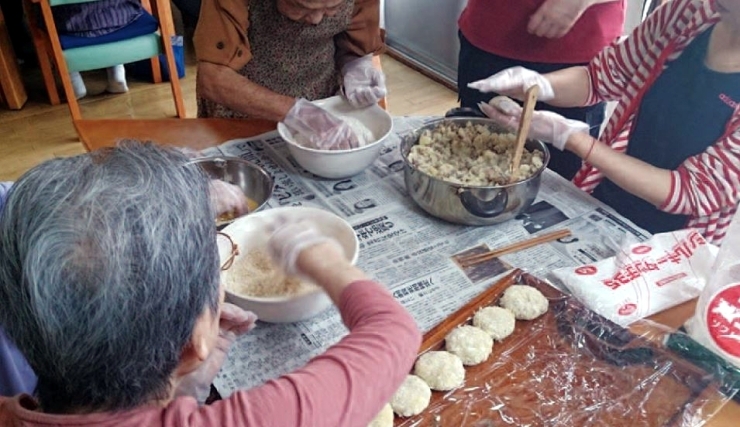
[0,5,27,110]
[78,117,740,426]
[75,118,277,151]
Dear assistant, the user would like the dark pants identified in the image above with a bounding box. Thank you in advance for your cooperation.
[171,0,201,27]
[457,32,605,180]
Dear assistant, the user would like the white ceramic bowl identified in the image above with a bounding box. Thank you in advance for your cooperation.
[218,206,359,323]
[277,96,393,179]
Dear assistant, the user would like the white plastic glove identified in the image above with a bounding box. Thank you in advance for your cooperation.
[209,179,249,218]
[341,55,387,108]
[174,303,257,404]
[468,66,555,101]
[282,98,360,150]
[479,96,589,151]
[266,218,344,277]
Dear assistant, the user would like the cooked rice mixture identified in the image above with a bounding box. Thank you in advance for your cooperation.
[225,249,317,298]
[407,122,545,185]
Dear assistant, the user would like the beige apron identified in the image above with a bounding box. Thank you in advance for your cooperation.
[198,0,354,119]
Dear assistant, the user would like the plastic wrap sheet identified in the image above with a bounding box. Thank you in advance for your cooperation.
[395,271,739,427]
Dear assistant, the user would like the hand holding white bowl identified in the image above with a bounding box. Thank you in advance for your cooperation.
[283,98,360,150]
[341,54,387,108]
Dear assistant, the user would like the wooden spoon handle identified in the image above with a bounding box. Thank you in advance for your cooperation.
[510,85,540,182]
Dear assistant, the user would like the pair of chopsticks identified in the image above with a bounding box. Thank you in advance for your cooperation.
[457,228,571,268]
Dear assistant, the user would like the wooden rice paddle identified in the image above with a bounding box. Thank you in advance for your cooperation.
[509,85,540,183]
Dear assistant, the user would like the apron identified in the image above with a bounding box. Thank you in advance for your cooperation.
[198,0,354,119]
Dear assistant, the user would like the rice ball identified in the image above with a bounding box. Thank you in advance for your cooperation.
[390,375,431,417]
[414,351,465,391]
[473,306,516,341]
[444,325,493,366]
[500,285,549,320]
[368,403,394,427]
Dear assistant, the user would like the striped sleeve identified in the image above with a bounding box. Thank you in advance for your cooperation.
[585,0,695,105]
[660,128,740,217]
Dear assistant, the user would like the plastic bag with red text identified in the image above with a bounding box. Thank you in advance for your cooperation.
[553,229,718,327]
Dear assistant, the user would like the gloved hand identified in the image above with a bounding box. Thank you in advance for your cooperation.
[283,99,360,150]
[266,217,344,277]
[478,96,589,150]
[468,66,555,101]
[174,303,257,404]
[341,55,387,108]
[209,179,249,218]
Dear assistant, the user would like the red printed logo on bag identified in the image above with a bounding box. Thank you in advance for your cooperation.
[618,303,637,316]
[706,284,740,357]
[632,245,652,255]
[576,266,597,275]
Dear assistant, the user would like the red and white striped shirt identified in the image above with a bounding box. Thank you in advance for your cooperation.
[573,0,740,245]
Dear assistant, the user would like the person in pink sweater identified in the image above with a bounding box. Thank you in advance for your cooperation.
[0,142,421,426]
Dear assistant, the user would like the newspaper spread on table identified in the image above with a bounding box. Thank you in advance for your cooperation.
[211,116,651,396]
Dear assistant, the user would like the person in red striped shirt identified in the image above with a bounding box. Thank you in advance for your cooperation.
[472,0,740,245]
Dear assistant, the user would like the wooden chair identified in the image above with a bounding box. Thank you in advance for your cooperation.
[24,0,185,120]
[0,6,28,110]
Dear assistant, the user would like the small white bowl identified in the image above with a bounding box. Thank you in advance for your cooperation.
[277,96,393,179]
[218,206,359,323]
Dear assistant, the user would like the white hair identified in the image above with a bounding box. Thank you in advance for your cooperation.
[0,142,220,412]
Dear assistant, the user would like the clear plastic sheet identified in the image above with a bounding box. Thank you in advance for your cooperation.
[395,271,739,427]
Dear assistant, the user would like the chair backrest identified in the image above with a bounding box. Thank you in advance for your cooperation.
[31,0,186,119]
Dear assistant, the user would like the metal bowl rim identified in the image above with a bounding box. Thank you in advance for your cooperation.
[188,156,275,219]
[187,156,275,189]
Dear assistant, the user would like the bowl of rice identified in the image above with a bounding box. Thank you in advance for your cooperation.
[277,96,393,179]
[217,206,359,323]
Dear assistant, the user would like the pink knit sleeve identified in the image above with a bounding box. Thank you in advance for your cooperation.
[193,280,422,426]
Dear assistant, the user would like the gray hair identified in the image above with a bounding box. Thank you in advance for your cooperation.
[0,142,220,413]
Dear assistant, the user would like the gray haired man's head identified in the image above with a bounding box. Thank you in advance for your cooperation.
[0,142,220,413]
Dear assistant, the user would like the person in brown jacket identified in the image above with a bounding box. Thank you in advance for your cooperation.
[194,0,386,150]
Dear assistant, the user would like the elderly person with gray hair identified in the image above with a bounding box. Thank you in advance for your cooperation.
[0,142,420,426]
[0,182,37,398]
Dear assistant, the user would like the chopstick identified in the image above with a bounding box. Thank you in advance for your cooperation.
[419,269,521,354]
[456,229,571,268]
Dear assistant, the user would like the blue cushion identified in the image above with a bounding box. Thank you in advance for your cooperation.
[58,11,158,50]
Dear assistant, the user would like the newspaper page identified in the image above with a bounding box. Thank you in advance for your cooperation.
[212,116,651,396]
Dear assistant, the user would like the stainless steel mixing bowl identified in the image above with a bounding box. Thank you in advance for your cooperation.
[400,117,550,226]
[189,156,274,227]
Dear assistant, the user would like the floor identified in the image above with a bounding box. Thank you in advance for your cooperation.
[0,51,458,181]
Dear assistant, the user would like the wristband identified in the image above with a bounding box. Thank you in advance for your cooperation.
[583,138,597,163]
